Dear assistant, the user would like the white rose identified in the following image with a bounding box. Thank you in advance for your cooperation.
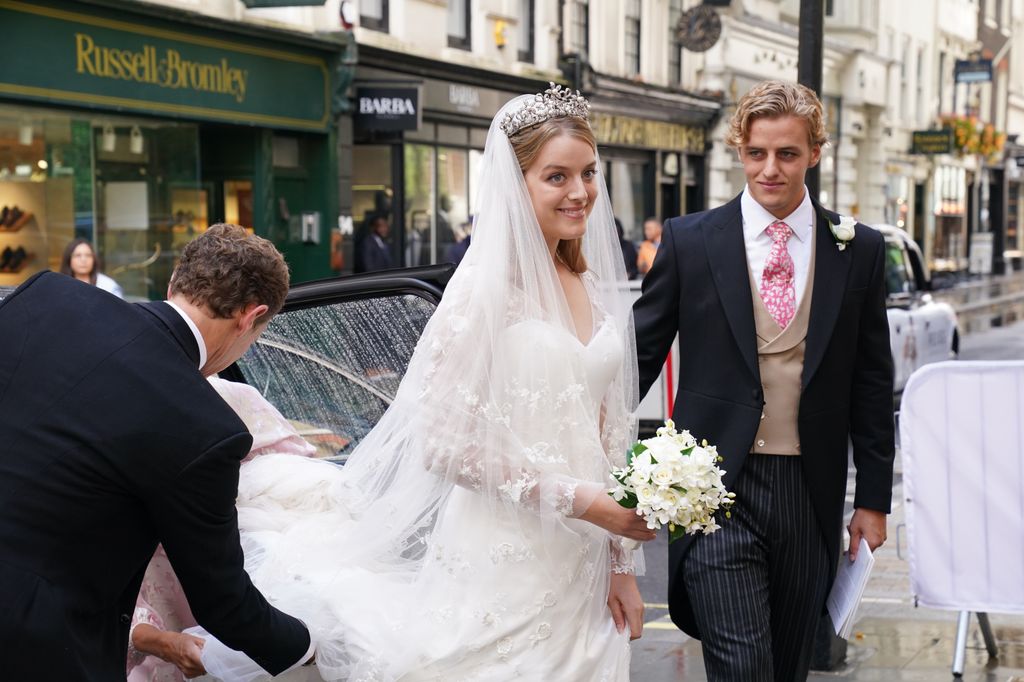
[651,463,677,487]
[635,483,657,506]
[831,215,856,242]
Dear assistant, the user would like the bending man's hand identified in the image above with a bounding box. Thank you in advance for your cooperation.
[847,507,887,562]
[607,572,645,640]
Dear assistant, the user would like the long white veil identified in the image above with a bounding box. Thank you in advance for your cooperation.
[205,94,641,681]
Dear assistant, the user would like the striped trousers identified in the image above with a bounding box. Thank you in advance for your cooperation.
[684,454,830,682]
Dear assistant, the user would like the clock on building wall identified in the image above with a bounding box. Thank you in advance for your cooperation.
[677,5,722,53]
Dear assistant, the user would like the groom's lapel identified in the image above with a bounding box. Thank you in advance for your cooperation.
[702,194,759,383]
[802,202,852,389]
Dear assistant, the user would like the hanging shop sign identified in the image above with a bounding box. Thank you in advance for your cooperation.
[0,0,335,131]
[955,59,993,84]
[354,86,421,131]
[911,130,953,155]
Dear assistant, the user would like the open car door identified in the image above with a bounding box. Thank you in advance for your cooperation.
[223,264,455,464]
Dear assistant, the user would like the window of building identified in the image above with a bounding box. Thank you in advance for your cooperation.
[916,47,925,125]
[825,0,835,16]
[566,0,589,55]
[669,0,684,86]
[900,38,910,121]
[518,0,534,63]
[360,0,388,32]
[447,0,470,50]
[625,0,641,78]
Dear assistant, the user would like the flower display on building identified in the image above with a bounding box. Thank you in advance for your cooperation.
[940,114,1007,161]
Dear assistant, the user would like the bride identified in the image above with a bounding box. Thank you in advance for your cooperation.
[197,85,654,681]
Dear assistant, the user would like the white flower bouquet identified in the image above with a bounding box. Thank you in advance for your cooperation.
[610,419,735,544]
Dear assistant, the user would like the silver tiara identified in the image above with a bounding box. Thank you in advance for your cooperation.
[499,83,591,137]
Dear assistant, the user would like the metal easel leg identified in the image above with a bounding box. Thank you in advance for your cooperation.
[952,610,970,677]
[976,612,999,659]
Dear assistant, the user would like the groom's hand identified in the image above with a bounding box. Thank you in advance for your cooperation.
[847,507,887,561]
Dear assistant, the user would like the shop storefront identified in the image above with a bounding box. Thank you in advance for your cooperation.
[931,163,970,273]
[348,49,550,271]
[584,78,718,243]
[0,0,349,298]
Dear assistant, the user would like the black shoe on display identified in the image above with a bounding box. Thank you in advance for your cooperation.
[6,206,23,228]
[0,206,9,227]
[7,246,26,272]
[0,246,12,270]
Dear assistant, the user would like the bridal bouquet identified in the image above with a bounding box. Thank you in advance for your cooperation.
[609,420,735,544]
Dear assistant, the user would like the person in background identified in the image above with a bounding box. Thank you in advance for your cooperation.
[636,217,662,276]
[615,217,639,280]
[60,237,124,298]
[354,215,394,273]
[443,219,473,266]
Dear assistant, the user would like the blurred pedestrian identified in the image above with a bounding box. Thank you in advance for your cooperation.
[60,238,124,298]
[615,217,639,279]
[354,215,394,273]
[444,219,473,266]
[636,217,662,276]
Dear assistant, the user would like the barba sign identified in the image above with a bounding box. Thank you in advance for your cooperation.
[355,86,420,131]
[75,33,249,103]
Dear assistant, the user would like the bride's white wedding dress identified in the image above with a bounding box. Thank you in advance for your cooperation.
[199,313,635,682]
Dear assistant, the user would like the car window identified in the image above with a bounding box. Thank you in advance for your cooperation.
[235,293,436,463]
[884,240,915,296]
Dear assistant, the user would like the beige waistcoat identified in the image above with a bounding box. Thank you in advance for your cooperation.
[748,226,817,456]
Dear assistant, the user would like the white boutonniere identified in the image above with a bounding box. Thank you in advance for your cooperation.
[830,215,856,251]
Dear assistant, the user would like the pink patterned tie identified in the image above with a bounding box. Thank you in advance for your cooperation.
[760,221,796,329]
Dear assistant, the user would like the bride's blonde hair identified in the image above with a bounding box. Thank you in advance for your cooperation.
[509,117,595,274]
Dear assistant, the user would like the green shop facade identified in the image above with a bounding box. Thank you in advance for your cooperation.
[0,0,351,298]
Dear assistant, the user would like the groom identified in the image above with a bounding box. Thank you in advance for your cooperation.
[0,224,312,679]
[634,80,895,681]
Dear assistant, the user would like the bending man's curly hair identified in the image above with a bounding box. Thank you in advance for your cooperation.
[169,223,289,323]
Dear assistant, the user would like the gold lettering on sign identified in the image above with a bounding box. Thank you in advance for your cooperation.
[74,33,249,103]
[590,113,706,154]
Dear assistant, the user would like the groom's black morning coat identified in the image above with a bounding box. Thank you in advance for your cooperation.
[0,272,310,680]
[633,194,895,637]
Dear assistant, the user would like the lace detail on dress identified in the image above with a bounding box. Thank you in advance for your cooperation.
[609,536,637,575]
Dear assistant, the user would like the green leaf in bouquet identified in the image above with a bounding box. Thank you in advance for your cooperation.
[615,492,639,509]
[627,443,648,467]
[682,446,694,456]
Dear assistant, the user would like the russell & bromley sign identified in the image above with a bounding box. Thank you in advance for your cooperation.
[0,0,333,131]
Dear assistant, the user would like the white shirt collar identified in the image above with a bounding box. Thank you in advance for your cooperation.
[741,185,814,243]
[164,300,208,371]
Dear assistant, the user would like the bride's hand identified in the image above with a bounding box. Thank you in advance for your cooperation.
[607,573,644,640]
[580,495,657,542]
[133,624,206,678]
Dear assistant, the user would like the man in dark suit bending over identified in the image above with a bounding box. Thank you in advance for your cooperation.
[0,224,312,679]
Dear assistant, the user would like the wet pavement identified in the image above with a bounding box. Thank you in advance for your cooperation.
[631,442,1024,681]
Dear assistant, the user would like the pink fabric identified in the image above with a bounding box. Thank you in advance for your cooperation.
[760,221,796,329]
[126,378,314,680]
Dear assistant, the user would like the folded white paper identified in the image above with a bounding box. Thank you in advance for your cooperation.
[827,538,874,639]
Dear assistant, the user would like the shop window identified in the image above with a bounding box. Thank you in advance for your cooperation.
[0,107,75,289]
[448,0,471,50]
[272,136,301,168]
[360,0,388,32]
[94,120,201,300]
[669,0,684,86]
[404,144,435,266]
[566,0,589,55]
[352,145,395,273]
[223,181,254,231]
[438,147,469,263]
[605,156,652,243]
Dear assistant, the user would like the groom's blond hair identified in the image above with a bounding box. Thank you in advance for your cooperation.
[727,80,829,149]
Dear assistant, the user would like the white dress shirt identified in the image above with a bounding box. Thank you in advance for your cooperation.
[741,185,815,309]
[164,300,208,371]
